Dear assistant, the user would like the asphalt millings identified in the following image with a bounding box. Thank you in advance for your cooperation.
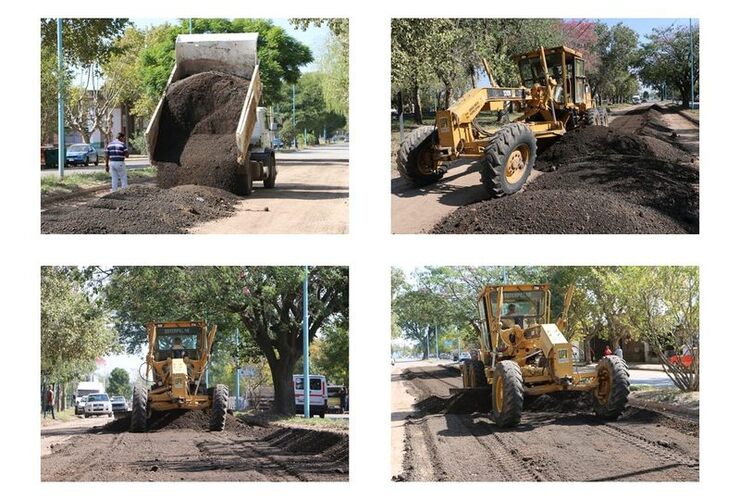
[433,125,699,234]
[152,71,249,194]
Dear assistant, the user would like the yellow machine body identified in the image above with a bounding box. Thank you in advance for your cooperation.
[475,283,598,396]
[144,321,218,412]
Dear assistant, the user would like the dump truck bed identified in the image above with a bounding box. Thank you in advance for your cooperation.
[145,33,262,166]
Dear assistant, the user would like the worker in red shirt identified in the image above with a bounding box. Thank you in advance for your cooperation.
[604,345,613,357]
[44,385,55,419]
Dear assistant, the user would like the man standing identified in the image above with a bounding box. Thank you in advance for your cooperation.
[615,344,624,359]
[44,385,55,419]
[105,132,129,191]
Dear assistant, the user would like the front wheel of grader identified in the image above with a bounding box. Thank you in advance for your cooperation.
[209,384,229,431]
[480,123,536,198]
[396,125,445,186]
[130,385,149,433]
[491,360,524,427]
[592,355,630,420]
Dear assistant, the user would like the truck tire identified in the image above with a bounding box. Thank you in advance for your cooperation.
[491,360,524,427]
[263,153,277,189]
[593,355,630,419]
[396,125,444,185]
[235,165,253,196]
[209,384,228,431]
[585,108,600,126]
[480,123,536,198]
[471,360,488,388]
[130,385,148,433]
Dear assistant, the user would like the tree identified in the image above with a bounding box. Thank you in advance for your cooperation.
[310,322,349,386]
[639,24,699,107]
[590,22,640,103]
[280,72,347,142]
[41,267,118,409]
[107,367,132,398]
[102,266,348,415]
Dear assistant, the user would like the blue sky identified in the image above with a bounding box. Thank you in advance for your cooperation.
[130,18,329,70]
[587,18,698,41]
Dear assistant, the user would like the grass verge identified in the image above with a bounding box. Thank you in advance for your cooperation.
[41,167,157,197]
[236,412,349,430]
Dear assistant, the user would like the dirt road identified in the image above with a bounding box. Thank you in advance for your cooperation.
[394,362,699,482]
[41,413,348,481]
[391,103,698,234]
[191,145,348,233]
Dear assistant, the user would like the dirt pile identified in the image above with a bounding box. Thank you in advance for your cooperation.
[264,427,349,463]
[153,71,248,193]
[433,126,699,234]
[41,184,239,234]
[101,409,246,433]
[527,392,593,412]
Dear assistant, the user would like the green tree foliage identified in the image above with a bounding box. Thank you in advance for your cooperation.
[309,322,349,386]
[137,19,312,107]
[639,25,699,107]
[41,267,118,386]
[279,72,346,143]
[107,367,132,398]
[291,19,349,120]
[590,22,640,103]
[103,266,348,414]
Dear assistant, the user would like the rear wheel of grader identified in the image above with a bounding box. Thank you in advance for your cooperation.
[130,385,148,433]
[585,108,600,126]
[480,123,536,198]
[491,360,524,427]
[593,355,630,420]
[471,360,488,388]
[209,384,229,431]
[396,125,444,186]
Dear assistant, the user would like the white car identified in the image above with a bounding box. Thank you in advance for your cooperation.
[84,393,113,418]
[459,352,472,361]
[74,395,88,415]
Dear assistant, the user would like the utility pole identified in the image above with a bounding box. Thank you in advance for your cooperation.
[435,324,439,359]
[292,84,297,149]
[303,266,310,418]
[188,18,193,34]
[425,327,430,360]
[689,19,695,109]
[56,18,65,179]
[235,328,240,410]
[398,91,405,142]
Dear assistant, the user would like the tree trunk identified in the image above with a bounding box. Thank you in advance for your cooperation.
[269,357,296,416]
[444,84,452,109]
[413,83,423,125]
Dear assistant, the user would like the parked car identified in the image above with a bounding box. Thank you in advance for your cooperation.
[110,395,128,414]
[84,393,113,418]
[293,374,328,418]
[272,137,284,149]
[458,351,472,361]
[74,395,88,415]
[65,143,99,166]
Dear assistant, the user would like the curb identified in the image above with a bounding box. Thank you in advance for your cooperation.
[678,110,700,126]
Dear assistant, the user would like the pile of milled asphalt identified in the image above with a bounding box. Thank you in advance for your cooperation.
[40,184,239,234]
[432,126,699,234]
[152,71,248,193]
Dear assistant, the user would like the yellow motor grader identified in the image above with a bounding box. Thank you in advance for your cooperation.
[461,283,629,427]
[397,46,608,197]
[130,321,228,432]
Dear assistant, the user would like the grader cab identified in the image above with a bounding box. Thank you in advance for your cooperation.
[396,46,608,197]
[461,284,629,427]
[130,321,228,432]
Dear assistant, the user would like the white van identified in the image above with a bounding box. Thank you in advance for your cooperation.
[293,374,328,418]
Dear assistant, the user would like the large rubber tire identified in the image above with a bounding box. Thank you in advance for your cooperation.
[585,108,600,126]
[209,384,228,431]
[593,355,630,420]
[396,125,444,186]
[491,360,524,428]
[480,123,536,198]
[471,360,488,388]
[263,154,277,189]
[235,165,253,196]
[130,385,148,433]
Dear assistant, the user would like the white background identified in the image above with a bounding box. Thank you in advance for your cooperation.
[1,1,736,497]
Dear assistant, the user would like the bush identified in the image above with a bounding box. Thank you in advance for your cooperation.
[128,132,148,155]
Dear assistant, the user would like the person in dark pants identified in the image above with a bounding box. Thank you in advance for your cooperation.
[44,385,55,419]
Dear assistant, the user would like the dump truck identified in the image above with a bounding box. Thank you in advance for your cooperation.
[397,46,608,197]
[146,33,277,195]
[130,321,228,432]
[459,283,629,427]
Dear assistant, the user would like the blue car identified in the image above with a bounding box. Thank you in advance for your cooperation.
[65,143,99,166]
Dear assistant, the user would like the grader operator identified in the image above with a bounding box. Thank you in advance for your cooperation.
[397,46,608,197]
[461,284,629,427]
